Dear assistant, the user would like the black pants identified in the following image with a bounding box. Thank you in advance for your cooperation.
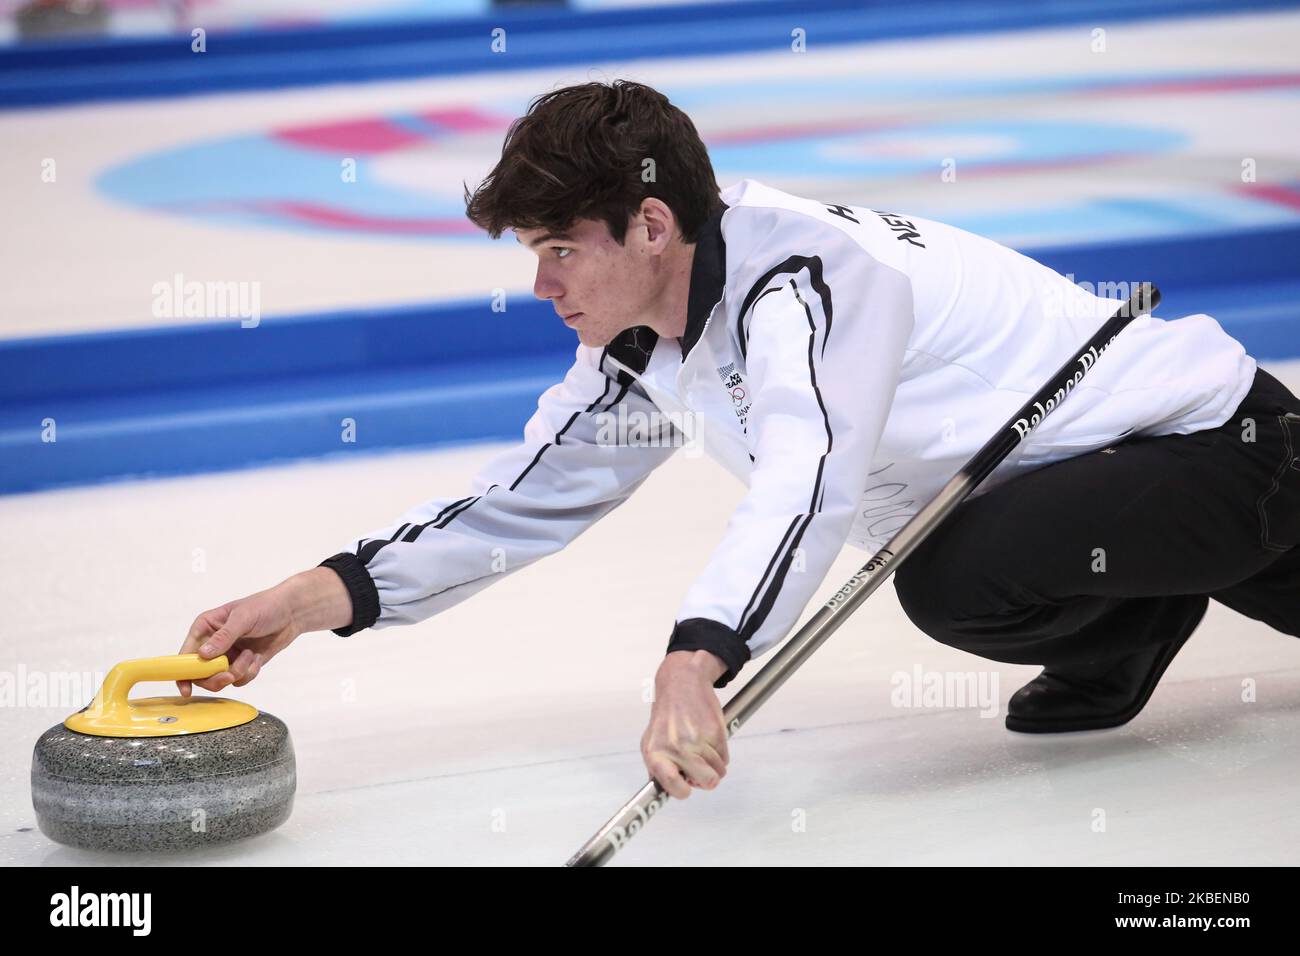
[894,367,1300,671]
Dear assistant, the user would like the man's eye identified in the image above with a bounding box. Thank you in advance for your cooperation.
[554,247,572,259]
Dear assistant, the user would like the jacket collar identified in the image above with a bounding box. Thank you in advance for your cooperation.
[679,202,728,361]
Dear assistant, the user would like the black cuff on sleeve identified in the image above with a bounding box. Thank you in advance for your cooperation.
[317,552,380,637]
[665,618,752,689]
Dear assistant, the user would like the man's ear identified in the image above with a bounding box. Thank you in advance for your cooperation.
[639,198,677,250]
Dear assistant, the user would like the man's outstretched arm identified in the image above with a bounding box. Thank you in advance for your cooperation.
[315,344,681,636]
[177,344,679,693]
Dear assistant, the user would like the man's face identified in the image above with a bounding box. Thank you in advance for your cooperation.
[515,215,659,348]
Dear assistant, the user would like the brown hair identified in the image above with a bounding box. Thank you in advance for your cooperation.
[464,80,722,244]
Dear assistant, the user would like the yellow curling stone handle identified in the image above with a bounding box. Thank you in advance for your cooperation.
[65,654,259,738]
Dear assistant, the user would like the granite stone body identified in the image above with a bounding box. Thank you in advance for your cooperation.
[31,712,295,851]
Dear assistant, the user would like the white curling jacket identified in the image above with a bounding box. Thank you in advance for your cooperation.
[320,179,1256,688]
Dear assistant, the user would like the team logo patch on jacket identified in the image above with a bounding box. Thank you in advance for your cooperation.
[716,362,752,429]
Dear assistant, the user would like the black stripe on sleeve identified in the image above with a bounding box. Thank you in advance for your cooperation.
[735,255,833,361]
[789,275,835,510]
[333,359,631,618]
[739,286,785,354]
[733,270,836,642]
[738,513,817,644]
[510,376,617,485]
[737,515,801,635]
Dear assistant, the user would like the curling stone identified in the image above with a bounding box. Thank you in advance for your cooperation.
[31,654,295,852]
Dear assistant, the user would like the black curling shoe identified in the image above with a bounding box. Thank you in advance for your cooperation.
[1005,630,1194,733]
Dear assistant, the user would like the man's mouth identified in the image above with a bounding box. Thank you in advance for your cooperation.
[563,312,583,325]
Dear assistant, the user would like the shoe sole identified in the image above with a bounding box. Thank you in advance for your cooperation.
[1004,627,1194,734]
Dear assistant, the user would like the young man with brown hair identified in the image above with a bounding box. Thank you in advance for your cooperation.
[179,80,1300,802]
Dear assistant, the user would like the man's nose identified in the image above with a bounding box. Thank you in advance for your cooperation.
[534,265,562,301]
